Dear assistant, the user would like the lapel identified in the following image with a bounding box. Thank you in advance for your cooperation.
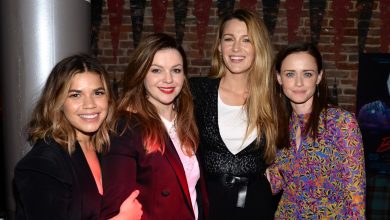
[163,136,195,216]
[210,78,220,130]
[195,152,209,220]
[203,78,220,140]
[208,79,228,150]
[50,140,82,220]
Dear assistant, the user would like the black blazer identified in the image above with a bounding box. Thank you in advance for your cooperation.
[101,115,208,220]
[14,139,101,220]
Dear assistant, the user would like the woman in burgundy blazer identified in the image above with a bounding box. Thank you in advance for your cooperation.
[101,33,208,220]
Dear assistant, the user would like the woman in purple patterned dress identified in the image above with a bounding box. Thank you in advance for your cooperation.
[267,42,366,219]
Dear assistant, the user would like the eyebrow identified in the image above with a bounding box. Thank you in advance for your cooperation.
[222,34,249,38]
[68,87,105,93]
[150,64,183,68]
[171,64,183,68]
[282,69,316,72]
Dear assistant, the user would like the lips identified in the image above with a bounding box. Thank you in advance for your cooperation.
[159,87,175,94]
[292,89,306,93]
[229,56,245,62]
[79,113,99,119]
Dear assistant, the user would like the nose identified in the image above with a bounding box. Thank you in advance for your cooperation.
[295,75,303,87]
[83,95,97,109]
[232,40,240,52]
[164,72,173,83]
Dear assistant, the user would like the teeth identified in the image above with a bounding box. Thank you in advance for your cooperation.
[230,56,244,61]
[79,114,98,119]
[160,87,174,91]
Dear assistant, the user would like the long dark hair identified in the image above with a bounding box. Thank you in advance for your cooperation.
[274,42,328,144]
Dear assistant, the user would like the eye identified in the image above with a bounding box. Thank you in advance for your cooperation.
[172,68,182,74]
[150,68,160,74]
[285,72,295,77]
[242,37,251,43]
[303,72,314,77]
[68,92,80,98]
[222,36,233,42]
[95,89,106,96]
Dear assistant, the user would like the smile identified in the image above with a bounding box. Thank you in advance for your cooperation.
[79,113,99,119]
[159,87,175,94]
[229,56,245,62]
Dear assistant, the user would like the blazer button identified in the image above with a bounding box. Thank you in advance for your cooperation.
[161,189,170,197]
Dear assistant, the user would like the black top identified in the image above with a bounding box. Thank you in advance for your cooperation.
[14,139,102,220]
[190,77,275,220]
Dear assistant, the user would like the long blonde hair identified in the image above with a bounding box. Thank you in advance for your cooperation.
[210,9,278,163]
[117,33,199,155]
[27,54,115,154]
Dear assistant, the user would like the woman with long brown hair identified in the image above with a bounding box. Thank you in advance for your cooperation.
[101,33,208,220]
[268,42,365,219]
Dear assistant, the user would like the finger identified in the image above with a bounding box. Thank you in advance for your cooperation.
[128,190,140,200]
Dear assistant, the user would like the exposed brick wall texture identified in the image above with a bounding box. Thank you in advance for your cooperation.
[97,0,390,112]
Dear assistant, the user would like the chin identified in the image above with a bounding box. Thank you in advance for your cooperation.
[290,99,312,105]
[80,125,102,133]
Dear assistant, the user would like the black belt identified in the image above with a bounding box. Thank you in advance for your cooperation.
[209,174,260,208]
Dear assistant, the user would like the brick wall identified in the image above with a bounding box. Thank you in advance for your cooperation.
[97,0,390,112]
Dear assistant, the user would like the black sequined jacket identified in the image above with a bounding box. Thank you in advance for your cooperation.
[189,77,276,219]
[189,77,268,177]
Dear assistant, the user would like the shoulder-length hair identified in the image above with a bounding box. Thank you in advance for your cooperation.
[118,33,198,155]
[28,54,115,154]
[274,42,328,142]
[210,9,278,163]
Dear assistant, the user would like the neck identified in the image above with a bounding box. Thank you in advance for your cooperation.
[77,133,93,150]
[220,74,248,93]
[157,106,176,122]
[291,103,313,115]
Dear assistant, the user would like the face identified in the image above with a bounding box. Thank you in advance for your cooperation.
[62,72,108,140]
[144,48,185,112]
[218,19,255,75]
[277,52,323,113]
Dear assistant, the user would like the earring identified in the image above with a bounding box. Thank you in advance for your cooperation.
[317,84,320,98]
[173,98,178,110]
[279,85,282,97]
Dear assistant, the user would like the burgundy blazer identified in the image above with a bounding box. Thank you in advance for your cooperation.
[101,115,208,220]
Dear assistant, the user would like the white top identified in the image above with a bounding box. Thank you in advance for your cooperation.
[218,93,257,155]
[160,116,200,220]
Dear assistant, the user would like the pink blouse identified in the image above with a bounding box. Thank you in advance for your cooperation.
[161,116,200,219]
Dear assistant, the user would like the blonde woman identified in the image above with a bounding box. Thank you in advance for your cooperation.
[190,9,281,220]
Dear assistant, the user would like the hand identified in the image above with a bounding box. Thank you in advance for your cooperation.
[265,169,271,182]
[110,190,143,220]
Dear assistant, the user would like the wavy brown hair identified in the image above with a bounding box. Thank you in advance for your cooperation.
[27,54,115,154]
[118,33,198,155]
[210,9,279,163]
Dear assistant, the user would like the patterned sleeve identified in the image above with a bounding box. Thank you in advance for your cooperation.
[266,153,284,194]
[336,110,366,218]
